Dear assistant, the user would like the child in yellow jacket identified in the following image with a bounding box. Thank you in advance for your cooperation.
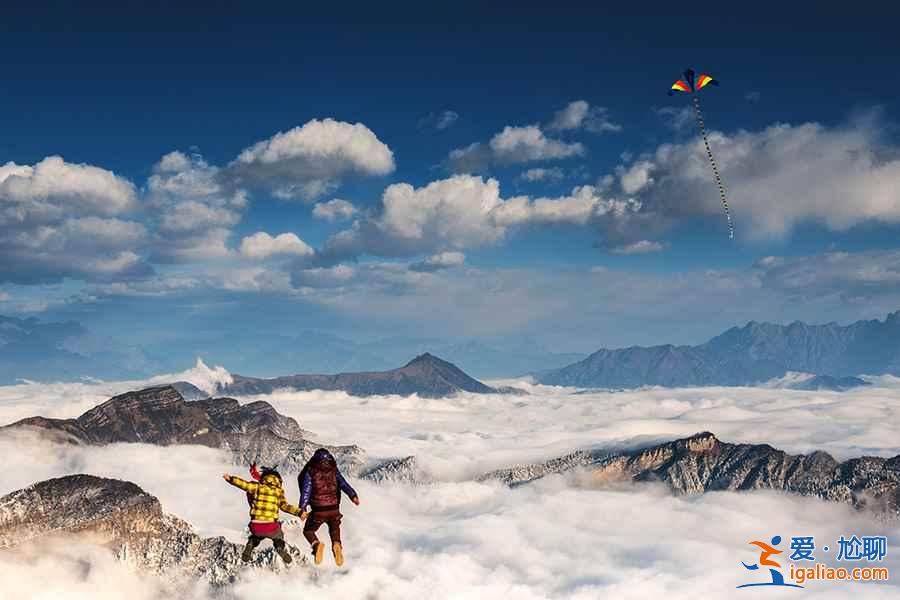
[223,467,302,563]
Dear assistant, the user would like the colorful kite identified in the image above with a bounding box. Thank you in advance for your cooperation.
[668,68,733,239]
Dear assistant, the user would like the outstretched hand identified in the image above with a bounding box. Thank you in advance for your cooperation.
[352,496,361,506]
[222,473,231,481]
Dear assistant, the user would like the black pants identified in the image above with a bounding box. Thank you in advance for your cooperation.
[303,509,342,546]
[247,523,286,551]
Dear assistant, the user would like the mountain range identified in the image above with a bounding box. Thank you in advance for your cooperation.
[0,315,159,384]
[1,385,364,474]
[365,432,900,517]
[0,314,583,384]
[538,310,900,388]
[220,353,518,398]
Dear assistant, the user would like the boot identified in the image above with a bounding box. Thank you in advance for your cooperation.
[275,543,293,565]
[241,539,255,562]
[312,541,325,565]
[332,542,344,566]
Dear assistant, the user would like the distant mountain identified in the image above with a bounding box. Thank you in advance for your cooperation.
[1,385,364,474]
[538,310,900,388]
[0,315,160,384]
[790,375,871,391]
[0,475,306,586]
[220,353,515,398]
[477,432,900,516]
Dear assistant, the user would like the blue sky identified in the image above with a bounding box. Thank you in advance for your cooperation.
[2,3,900,371]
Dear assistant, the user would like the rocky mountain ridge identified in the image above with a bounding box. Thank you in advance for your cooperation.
[0,385,364,474]
[477,432,900,516]
[0,475,306,586]
[363,433,900,517]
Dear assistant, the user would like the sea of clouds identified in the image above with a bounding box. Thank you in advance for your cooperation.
[1,366,899,599]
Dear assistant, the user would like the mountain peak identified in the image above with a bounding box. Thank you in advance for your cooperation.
[406,352,439,366]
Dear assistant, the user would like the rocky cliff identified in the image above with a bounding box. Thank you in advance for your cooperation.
[479,433,900,516]
[0,475,306,586]
[1,385,365,474]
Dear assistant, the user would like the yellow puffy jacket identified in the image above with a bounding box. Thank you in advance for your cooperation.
[226,473,301,522]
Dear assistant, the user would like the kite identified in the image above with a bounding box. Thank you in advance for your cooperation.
[668,68,733,239]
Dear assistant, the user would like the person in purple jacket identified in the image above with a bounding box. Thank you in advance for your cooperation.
[298,448,360,566]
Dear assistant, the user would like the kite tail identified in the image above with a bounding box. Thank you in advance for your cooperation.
[692,96,734,239]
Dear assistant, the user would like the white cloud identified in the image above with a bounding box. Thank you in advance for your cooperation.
[490,125,584,161]
[0,156,138,218]
[610,240,666,255]
[312,198,358,222]
[292,264,359,289]
[435,110,459,130]
[153,227,234,263]
[239,232,314,260]
[227,118,395,201]
[518,167,565,182]
[547,100,622,133]
[613,113,900,240]
[410,251,465,272]
[0,157,150,283]
[759,249,900,297]
[654,105,695,132]
[419,110,459,131]
[2,379,899,599]
[617,160,655,194]
[322,176,640,261]
[447,126,584,172]
[146,152,246,264]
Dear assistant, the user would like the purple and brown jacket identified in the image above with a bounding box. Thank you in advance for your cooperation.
[298,448,358,512]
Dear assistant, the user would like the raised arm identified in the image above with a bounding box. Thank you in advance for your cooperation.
[223,474,256,494]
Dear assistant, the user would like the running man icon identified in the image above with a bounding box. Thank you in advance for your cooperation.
[737,536,804,589]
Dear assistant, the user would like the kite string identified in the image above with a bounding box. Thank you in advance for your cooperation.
[692,95,734,239]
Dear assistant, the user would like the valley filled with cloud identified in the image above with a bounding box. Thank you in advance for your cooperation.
[2,367,898,599]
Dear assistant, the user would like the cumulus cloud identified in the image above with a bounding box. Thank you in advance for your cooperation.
[312,198,358,222]
[0,156,152,283]
[322,175,640,262]
[226,118,395,201]
[608,113,900,241]
[146,151,246,264]
[239,232,314,260]
[409,251,465,272]
[447,126,584,172]
[0,155,138,216]
[547,100,622,133]
[616,159,655,194]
